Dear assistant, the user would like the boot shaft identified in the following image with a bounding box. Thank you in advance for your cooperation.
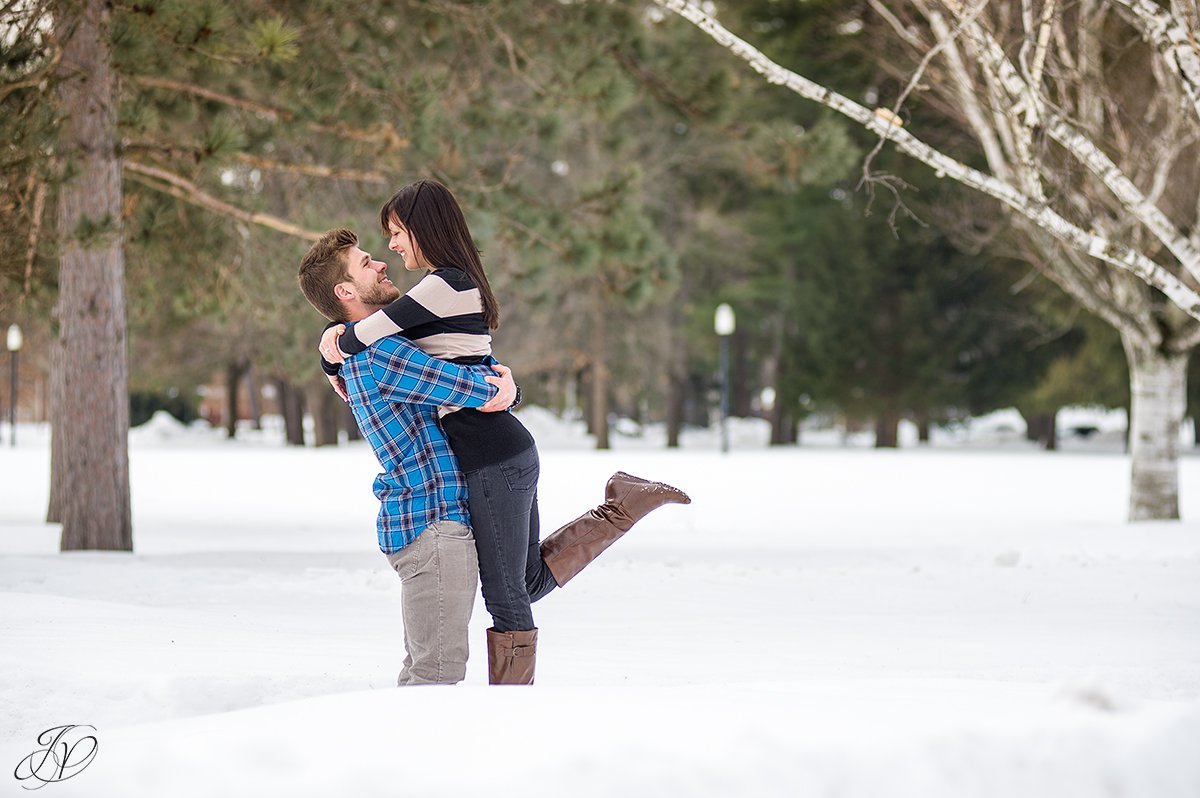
[486,627,537,685]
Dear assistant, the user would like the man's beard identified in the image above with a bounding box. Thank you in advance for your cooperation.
[358,280,401,307]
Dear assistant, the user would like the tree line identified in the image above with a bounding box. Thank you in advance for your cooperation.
[0,1,1182,551]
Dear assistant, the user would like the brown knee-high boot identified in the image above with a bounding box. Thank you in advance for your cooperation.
[539,471,690,587]
[487,628,537,685]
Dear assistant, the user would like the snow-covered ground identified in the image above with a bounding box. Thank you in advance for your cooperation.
[1,409,1198,797]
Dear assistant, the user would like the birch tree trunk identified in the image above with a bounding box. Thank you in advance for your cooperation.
[1122,335,1187,520]
[53,0,132,551]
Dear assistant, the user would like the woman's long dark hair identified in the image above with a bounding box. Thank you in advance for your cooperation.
[379,179,500,330]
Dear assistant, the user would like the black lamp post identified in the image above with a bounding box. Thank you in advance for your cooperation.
[714,303,735,454]
[7,324,21,447]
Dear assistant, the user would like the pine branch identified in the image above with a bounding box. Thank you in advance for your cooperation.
[130,75,288,120]
[124,139,388,183]
[305,121,409,150]
[652,0,1200,320]
[232,153,388,184]
[129,76,410,151]
[24,178,46,300]
[124,161,321,241]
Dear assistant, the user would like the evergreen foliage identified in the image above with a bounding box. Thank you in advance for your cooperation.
[0,0,1138,457]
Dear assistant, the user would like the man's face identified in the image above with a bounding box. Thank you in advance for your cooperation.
[341,246,401,308]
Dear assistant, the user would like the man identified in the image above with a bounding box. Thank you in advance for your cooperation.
[298,228,515,685]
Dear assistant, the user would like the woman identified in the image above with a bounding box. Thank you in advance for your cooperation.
[319,179,689,684]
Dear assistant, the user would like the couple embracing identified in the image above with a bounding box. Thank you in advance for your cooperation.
[297,179,689,685]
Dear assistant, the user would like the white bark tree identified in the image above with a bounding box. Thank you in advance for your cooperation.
[654,0,1200,520]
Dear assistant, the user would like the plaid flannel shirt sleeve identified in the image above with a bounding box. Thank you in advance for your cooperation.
[370,337,498,408]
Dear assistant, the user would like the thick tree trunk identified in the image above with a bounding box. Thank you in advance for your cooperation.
[274,378,305,446]
[1021,411,1057,449]
[1122,335,1186,520]
[1193,413,1200,447]
[1043,410,1059,452]
[54,0,132,551]
[308,382,339,447]
[591,298,609,451]
[245,364,262,431]
[1022,411,1040,442]
[770,402,797,445]
[591,360,610,450]
[731,332,752,418]
[225,359,243,439]
[916,413,931,444]
[579,367,595,436]
[665,370,683,448]
[874,411,901,448]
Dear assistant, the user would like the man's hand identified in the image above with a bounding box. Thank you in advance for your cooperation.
[320,325,347,364]
[479,363,516,412]
[327,373,349,403]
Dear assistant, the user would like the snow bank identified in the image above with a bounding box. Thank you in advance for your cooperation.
[1,408,1198,797]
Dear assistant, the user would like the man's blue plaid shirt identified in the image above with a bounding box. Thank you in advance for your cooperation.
[341,335,497,554]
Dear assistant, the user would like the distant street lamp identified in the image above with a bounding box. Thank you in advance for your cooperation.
[7,324,22,447]
[714,303,736,454]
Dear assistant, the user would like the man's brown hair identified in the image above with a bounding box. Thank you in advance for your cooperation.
[298,228,358,322]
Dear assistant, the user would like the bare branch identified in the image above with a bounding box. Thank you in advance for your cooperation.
[0,46,61,103]
[1028,0,1057,90]
[868,0,927,49]
[862,0,989,189]
[931,4,1200,281]
[652,0,1200,319]
[922,8,1012,181]
[1111,0,1200,123]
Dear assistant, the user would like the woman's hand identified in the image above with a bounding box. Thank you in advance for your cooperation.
[327,374,349,403]
[319,325,347,364]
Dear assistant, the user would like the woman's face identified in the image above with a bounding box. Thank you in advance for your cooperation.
[386,216,429,272]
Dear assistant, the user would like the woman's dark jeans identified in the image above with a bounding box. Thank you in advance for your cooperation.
[465,446,558,632]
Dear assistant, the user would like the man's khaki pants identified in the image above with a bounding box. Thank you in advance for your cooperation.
[385,520,479,685]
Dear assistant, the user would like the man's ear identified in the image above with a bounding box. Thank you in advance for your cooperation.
[333,281,355,301]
